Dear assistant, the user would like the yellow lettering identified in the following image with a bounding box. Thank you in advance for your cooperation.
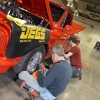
[28,40,31,42]
[40,29,45,40]
[28,26,36,39]
[35,28,41,39]
[20,26,46,42]
[20,40,23,42]
[20,26,30,39]
[24,40,27,42]
[20,39,31,42]
[39,40,45,42]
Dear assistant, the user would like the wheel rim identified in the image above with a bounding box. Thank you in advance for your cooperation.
[27,52,43,73]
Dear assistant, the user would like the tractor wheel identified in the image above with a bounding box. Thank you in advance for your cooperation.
[13,45,45,74]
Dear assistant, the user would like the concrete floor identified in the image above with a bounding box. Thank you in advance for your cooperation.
[0,43,100,100]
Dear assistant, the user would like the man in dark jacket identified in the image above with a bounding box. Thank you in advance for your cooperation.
[18,45,72,100]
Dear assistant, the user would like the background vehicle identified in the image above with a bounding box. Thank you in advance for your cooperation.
[0,0,85,74]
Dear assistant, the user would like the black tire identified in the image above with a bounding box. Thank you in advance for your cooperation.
[13,45,45,74]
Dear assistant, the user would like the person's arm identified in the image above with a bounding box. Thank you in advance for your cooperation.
[64,52,73,59]
[37,64,57,87]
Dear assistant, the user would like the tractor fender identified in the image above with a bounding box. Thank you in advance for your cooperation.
[0,18,11,56]
[6,19,50,58]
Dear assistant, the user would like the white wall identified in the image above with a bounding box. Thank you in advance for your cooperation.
[74,18,100,50]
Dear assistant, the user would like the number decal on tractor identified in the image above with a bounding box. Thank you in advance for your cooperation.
[20,26,46,42]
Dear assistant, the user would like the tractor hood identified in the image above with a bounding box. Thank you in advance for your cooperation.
[70,22,86,35]
[17,0,53,26]
[30,0,47,16]
[17,0,48,16]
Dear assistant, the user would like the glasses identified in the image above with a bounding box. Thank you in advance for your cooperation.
[51,52,54,55]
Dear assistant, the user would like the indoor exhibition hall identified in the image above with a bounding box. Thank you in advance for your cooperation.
[0,0,100,100]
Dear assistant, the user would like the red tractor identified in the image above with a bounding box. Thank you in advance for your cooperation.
[0,0,85,74]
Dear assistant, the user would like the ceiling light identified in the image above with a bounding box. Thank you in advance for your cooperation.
[70,3,73,7]
[74,10,79,16]
[67,2,70,6]
[67,0,74,8]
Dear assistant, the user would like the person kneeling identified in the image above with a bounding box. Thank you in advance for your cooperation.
[18,45,72,100]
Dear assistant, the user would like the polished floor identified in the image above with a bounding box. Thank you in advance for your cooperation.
[0,19,100,100]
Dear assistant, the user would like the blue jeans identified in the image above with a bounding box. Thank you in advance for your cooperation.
[18,71,56,100]
[72,67,81,78]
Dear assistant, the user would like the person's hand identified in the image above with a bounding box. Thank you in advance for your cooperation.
[36,64,42,70]
[36,62,50,71]
[41,62,50,69]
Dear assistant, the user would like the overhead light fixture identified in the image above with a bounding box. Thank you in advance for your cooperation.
[67,2,70,6]
[70,3,73,8]
[74,10,79,16]
[67,0,74,8]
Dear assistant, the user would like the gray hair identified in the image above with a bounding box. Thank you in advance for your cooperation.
[52,45,64,56]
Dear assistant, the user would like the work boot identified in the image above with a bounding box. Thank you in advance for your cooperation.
[79,71,82,80]
[76,71,82,80]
